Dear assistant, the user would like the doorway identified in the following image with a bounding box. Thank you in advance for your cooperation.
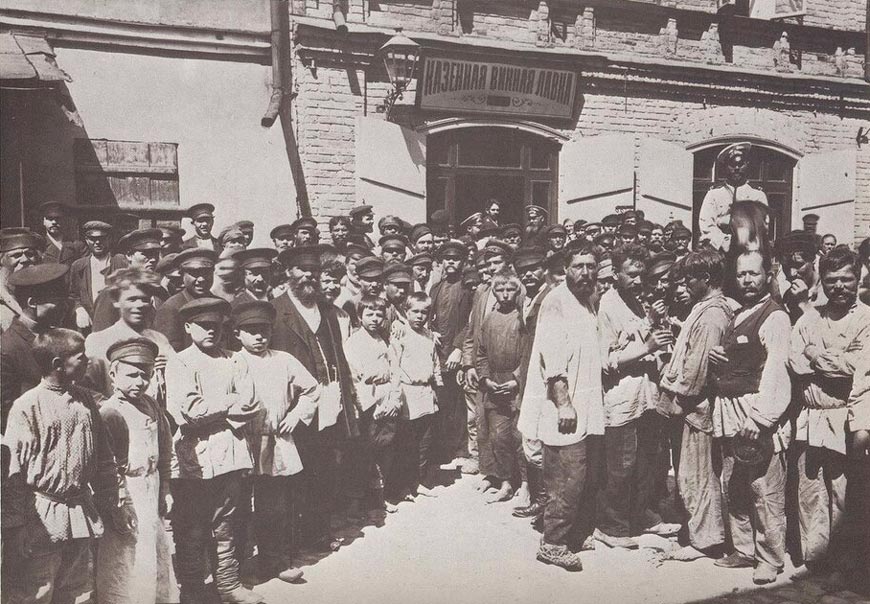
[427,127,559,226]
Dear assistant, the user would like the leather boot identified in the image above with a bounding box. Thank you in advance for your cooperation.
[513,466,547,518]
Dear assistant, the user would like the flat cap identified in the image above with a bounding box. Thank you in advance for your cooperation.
[234,220,254,232]
[232,300,277,327]
[525,205,548,217]
[235,248,277,270]
[775,230,817,256]
[621,210,640,221]
[436,240,467,259]
[512,247,546,272]
[7,263,69,290]
[291,217,318,232]
[0,229,44,253]
[270,224,294,239]
[176,247,218,270]
[82,221,113,236]
[460,212,484,229]
[573,220,588,230]
[618,223,638,236]
[647,252,676,279]
[180,297,230,324]
[671,225,692,239]
[39,201,66,217]
[500,223,522,237]
[106,336,159,366]
[218,225,246,245]
[478,217,500,237]
[383,262,413,283]
[277,245,322,271]
[584,222,602,231]
[158,226,185,241]
[407,252,433,267]
[482,239,513,260]
[602,214,620,226]
[594,233,615,247]
[356,255,385,279]
[409,224,432,243]
[186,203,215,220]
[119,228,162,252]
[429,209,450,233]
[545,249,566,272]
[379,235,409,251]
[349,205,373,219]
[156,253,181,276]
[344,242,370,259]
[546,224,567,236]
[637,221,653,235]
[378,215,403,231]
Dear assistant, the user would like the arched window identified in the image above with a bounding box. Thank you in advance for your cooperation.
[692,144,797,242]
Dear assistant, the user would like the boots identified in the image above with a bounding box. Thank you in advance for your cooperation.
[513,466,547,519]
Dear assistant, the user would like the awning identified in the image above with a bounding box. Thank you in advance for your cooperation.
[0,32,70,84]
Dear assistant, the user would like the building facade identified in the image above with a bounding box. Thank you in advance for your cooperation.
[1,0,868,245]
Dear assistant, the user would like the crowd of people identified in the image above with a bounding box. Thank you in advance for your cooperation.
[2,156,870,604]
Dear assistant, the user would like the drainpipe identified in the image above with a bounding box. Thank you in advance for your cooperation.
[865,0,869,82]
[262,0,311,217]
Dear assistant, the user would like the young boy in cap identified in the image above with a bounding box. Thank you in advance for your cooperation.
[182,203,218,251]
[230,300,320,583]
[153,248,218,351]
[383,263,413,334]
[3,328,125,604]
[391,292,443,499]
[97,336,177,604]
[344,295,401,511]
[166,297,262,604]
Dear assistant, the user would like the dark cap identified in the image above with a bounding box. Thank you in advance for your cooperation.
[82,221,113,236]
[500,223,522,237]
[270,224,294,240]
[429,209,450,233]
[278,245,322,271]
[462,266,481,286]
[356,255,385,279]
[218,225,246,245]
[234,220,254,232]
[638,221,653,235]
[671,225,692,239]
[176,247,218,270]
[602,214,620,227]
[717,142,752,166]
[378,215,403,231]
[478,218,499,237]
[379,235,409,252]
[7,263,69,292]
[621,210,639,221]
[512,247,546,272]
[647,252,676,279]
[106,336,159,366]
[344,242,370,259]
[546,224,567,236]
[407,252,433,267]
[545,249,566,272]
[180,297,230,324]
[158,226,185,241]
[437,240,467,260]
[232,300,277,328]
[119,228,163,253]
[383,263,413,284]
[526,205,548,218]
[0,229,44,253]
[291,217,319,233]
[349,205,373,219]
[776,230,817,257]
[594,233,615,247]
[460,212,484,229]
[156,253,181,276]
[39,201,66,218]
[573,220,588,230]
[618,223,638,236]
[409,223,432,243]
[482,239,513,260]
[186,203,215,220]
[801,213,820,234]
[235,248,277,270]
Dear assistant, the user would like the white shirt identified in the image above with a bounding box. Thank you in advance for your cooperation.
[195,237,215,251]
[89,254,111,302]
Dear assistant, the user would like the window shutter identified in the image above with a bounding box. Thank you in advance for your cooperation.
[558,134,635,224]
[356,116,427,223]
[637,137,694,229]
[796,148,856,244]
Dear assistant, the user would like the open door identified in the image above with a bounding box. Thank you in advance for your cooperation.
[356,116,426,223]
[795,148,856,245]
[558,134,635,223]
[637,137,694,230]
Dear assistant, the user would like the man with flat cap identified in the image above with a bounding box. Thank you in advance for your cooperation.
[382,262,413,332]
[501,224,523,249]
[69,220,126,331]
[91,228,164,332]
[269,245,361,551]
[270,224,294,254]
[0,229,45,332]
[408,252,434,294]
[291,217,320,248]
[182,203,219,251]
[378,215,403,239]
[524,205,549,248]
[340,255,384,328]
[545,225,568,254]
[409,224,434,255]
[700,143,768,251]
[772,229,823,323]
[601,214,621,235]
[232,248,279,305]
[1,263,70,431]
[218,225,248,253]
[349,205,375,249]
[38,201,87,265]
[234,220,255,247]
[379,235,409,264]
[153,248,218,351]
[158,225,186,256]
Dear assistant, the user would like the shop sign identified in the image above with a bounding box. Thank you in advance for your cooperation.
[418,57,577,119]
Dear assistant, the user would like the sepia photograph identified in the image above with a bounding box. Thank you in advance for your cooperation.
[0,1,869,603]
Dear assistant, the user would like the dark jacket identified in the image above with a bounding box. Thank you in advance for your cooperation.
[152,289,196,352]
[181,235,219,251]
[0,318,40,431]
[429,277,474,364]
[68,254,127,318]
[42,239,87,265]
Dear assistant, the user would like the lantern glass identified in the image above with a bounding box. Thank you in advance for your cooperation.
[380,30,420,90]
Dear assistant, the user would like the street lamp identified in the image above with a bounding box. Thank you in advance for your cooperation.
[379,28,420,117]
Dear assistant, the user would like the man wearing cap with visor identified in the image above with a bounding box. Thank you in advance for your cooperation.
[379,235,409,264]
[291,217,320,248]
[383,263,413,331]
[153,248,218,351]
[233,248,279,305]
[1,229,45,332]
[69,221,126,330]
[699,143,768,251]
[38,201,87,265]
[349,205,375,248]
[772,229,823,323]
[182,203,219,251]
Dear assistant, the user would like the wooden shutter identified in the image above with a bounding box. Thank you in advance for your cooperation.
[558,134,635,224]
[795,148,856,244]
[356,116,427,224]
[637,137,694,229]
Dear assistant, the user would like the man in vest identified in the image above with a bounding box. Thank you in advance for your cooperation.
[709,249,792,584]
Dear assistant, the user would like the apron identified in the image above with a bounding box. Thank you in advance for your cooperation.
[96,402,178,604]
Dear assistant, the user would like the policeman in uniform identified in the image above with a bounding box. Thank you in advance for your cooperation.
[699,142,768,251]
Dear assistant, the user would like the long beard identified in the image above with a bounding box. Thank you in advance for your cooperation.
[289,276,320,305]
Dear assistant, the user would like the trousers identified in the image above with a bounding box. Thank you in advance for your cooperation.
[795,443,848,564]
[543,440,592,547]
[252,474,297,569]
[171,471,243,594]
[2,537,92,604]
[395,414,435,493]
[721,443,787,571]
[677,423,725,551]
[478,406,517,481]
